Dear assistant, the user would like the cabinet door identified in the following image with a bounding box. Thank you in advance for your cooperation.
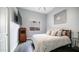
[0,8,8,34]
[0,35,8,52]
[0,8,8,52]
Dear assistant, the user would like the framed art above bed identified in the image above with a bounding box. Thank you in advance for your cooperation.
[54,10,67,24]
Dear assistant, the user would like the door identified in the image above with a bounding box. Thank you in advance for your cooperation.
[10,21,20,52]
[0,8,8,52]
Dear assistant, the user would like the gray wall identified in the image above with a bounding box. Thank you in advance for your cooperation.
[47,7,79,32]
[18,8,47,39]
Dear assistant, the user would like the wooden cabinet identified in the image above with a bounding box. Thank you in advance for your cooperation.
[19,28,27,44]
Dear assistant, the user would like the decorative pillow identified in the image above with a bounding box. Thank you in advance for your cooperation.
[55,31,58,36]
[47,30,52,35]
[51,31,56,36]
[56,30,62,36]
[61,30,67,36]
[54,29,62,36]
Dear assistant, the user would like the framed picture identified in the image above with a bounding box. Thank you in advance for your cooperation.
[54,10,67,24]
[29,21,40,31]
[30,27,40,31]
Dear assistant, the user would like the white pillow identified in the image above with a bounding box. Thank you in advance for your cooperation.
[56,30,62,36]
[46,30,51,35]
[51,29,62,36]
[51,31,56,36]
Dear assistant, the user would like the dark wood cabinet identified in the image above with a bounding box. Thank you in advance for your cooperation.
[19,28,27,44]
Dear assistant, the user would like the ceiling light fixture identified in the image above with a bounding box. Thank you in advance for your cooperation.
[38,7,46,11]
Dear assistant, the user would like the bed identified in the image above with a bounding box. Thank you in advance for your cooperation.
[31,30,72,52]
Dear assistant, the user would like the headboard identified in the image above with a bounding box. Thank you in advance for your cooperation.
[61,30,72,40]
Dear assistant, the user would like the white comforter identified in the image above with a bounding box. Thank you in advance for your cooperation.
[31,34,71,52]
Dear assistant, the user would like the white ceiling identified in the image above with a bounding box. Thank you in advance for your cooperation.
[20,7,54,14]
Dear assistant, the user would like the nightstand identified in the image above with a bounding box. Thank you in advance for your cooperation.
[71,32,79,51]
[72,38,79,51]
[75,39,79,47]
[71,38,78,47]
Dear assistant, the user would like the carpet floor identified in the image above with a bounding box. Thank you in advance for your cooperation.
[50,46,79,52]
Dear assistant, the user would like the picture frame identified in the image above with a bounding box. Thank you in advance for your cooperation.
[29,21,40,31]
[54,10,67,24]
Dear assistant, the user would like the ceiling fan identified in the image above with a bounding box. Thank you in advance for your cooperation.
[38,7,46,11]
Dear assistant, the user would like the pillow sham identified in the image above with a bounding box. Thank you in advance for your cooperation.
[50,29,62,36]
[47,30,52,35]
[56,30,62,36]
[62,31,67,36]
[51,31,56,36]
[61,30,69,36]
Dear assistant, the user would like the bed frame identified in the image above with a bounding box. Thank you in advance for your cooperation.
[62,30,72,39]
[62,29,72,47]
[31,29,72,51]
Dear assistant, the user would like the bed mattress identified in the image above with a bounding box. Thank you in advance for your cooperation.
[31,34,71,52]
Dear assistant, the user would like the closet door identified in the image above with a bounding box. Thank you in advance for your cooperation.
[0,8,8,52]
[0,35,8,52]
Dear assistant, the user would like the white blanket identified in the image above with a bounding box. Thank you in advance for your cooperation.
[31,34,71,52]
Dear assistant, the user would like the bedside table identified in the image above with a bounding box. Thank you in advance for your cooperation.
[75,39,79,47]
[72,38,79,51]
[71,38,78,47]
